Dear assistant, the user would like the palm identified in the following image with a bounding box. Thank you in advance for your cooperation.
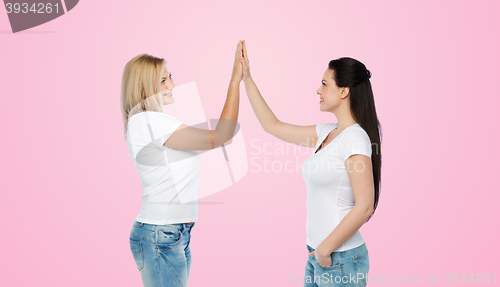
[240,40,251,78]
[231,41,243,82]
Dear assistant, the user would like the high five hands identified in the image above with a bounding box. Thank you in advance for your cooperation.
[240,40,251,80]
[231,40,244,83]
[231,40,251,83]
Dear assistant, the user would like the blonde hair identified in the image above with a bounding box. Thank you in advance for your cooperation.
[120,54,167,138]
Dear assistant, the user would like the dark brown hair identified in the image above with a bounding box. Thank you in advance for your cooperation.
[329,57,382,222]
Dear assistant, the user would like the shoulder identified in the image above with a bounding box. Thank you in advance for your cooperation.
[146,111,178,120]
[315,122,337,137]
[146,112,183,125]
[340,125,370,143]
[128,111,178,121]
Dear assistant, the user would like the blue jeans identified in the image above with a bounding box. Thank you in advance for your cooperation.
[304,243,369,287]
[129,221,195,287]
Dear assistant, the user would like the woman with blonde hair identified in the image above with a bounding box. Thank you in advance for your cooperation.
[239,40,382,287]
[121,41,244,286]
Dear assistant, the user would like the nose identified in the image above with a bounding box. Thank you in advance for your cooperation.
[316,86,322,95]
[167,78,175,89]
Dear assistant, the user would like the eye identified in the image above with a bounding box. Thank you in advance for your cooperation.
[322,82,326,86]
[161,79,165,84]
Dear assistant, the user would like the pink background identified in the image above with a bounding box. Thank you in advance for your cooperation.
[2,0,499,286]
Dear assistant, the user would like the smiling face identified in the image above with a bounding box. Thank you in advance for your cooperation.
[316,69,349,112]
[161,67,175,105]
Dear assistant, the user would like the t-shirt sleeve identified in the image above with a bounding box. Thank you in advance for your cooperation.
[145,113,184,150]
[340,128,372,161]
[315,123,328,148]
[315,123,325,137]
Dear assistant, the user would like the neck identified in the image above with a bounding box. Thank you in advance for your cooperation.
[331,106,357,129]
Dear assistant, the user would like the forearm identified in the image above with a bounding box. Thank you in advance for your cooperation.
[219,80,240,120]
[243,76,279,133]
[213,80,240,146]
[317,205,372,255]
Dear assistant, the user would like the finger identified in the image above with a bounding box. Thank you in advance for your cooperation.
[240,57,247,68]
[242,41,249,64]
[242,40,248,59]
[308,251,315,257]
[241,40,244,58]
[240,52,248,65]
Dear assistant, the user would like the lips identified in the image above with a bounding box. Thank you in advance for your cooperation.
[165,92,173,97]
[320,98,324,103]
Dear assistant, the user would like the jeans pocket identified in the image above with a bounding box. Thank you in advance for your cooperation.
[353,252,369,286]
[319,261,343,272]
[130,238,144,271]
[314,253,343,272]
[185,230,192,250]
[157,227,182,251]
[315,258,343,286]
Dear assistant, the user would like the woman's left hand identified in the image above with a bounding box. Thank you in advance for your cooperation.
[230,40,243,83]
[309,248,333,268]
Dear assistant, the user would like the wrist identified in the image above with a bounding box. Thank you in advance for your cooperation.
[243,75,253,83]
[229,79,241,85]
[316,244,332,257]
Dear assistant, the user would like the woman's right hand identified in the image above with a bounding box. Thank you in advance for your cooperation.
[240,40,251,80]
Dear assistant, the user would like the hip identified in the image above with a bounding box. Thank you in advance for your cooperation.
[130,220,195,251]
[305,243,369,286]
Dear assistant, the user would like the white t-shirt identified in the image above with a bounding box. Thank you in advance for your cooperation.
[301,123,372,251]
[126,111,201,225]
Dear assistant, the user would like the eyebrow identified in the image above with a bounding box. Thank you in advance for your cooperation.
[161,73,172,80]
[322,79,327,82]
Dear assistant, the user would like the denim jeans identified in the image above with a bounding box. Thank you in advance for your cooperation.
[304,243,369,287]
[129,221,195,287]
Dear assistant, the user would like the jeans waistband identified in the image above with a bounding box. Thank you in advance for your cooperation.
[307,242,367,257]
[133,221,195,233]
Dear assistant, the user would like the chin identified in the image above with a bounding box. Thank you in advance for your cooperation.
[320,106,332,113]
[163,97,174,105]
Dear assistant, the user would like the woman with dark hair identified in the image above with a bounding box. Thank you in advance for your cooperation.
[239,40,382,287]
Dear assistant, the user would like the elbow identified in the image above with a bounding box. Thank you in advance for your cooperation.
[366,207,374,218]
[224,137,233,146]
[357,204,373,219]
[213,136,233,148]
[263,119,279,135]
[365,207,374,220]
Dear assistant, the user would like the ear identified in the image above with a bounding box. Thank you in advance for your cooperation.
[341,87,350,99]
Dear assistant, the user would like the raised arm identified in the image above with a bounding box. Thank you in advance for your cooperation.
[163,41,243,151]
[240,40,318,148]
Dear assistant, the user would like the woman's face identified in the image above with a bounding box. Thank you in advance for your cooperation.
[316,69,348,112]
[161,67,175,105]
